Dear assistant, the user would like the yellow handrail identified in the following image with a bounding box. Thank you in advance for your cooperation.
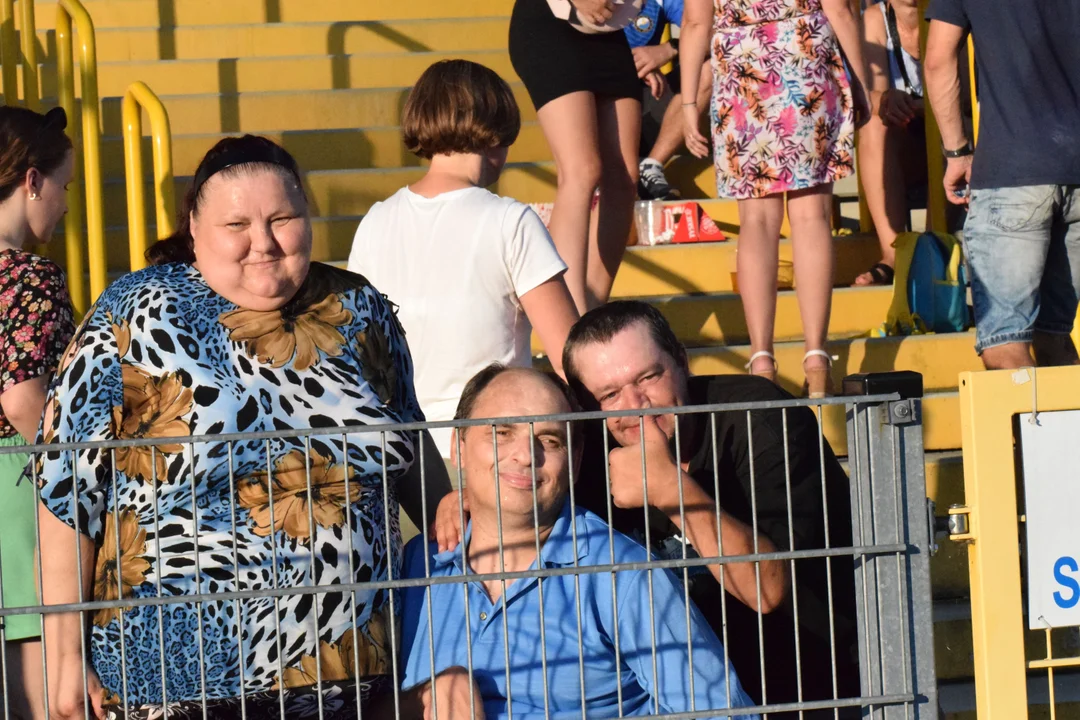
[0,0,17,104]
[967,36,978,145]
[19,0,37,111]
[123,81,176,272]
[918,0,947,234]
[55,0,103,315]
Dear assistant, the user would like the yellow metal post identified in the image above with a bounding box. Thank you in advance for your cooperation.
[0,0,17,104]
[958,366,1080,719]
[967,36,978,145]
[918,0,948,234]
[54,8,85,314]
[123,81,176,272]
[55,0,104,311]
[19,0,38,111]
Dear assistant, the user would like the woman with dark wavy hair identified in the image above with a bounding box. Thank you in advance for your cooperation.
[35,135,449,719]
[0,104,75,720]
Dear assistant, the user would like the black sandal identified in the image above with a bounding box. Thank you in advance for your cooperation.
[859,262,895,286]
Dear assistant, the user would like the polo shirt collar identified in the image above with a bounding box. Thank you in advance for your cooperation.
[430,498,590,572]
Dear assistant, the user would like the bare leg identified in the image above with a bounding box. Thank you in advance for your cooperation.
[787,185,836,369]
[854,113,908,284]
[982,342,1035,370]
[646,62,713,165]
[1033,331,1080,366]
[537,91,603,313]
[737,195,786,373]
[587,95,641,308]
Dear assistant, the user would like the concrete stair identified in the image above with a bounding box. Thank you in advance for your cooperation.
[13,0,990,714]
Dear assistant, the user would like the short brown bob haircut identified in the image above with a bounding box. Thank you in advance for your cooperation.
[402,60,521,159]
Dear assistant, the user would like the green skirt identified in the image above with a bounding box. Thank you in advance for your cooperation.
[0,436,41,640]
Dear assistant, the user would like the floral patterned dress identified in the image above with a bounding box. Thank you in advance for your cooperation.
[0,248,74,640]
[36,262,422,718]
[710,0,855,198]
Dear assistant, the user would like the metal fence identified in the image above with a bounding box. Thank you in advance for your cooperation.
[0,388,936,719]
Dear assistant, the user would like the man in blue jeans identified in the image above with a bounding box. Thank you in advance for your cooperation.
[924,0,1080,369]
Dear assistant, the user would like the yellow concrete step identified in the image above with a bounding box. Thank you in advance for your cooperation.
[44,18,512,62]
[95,162,557,226]
[99,123,550,178]
[30,0,510,29]
[612,236,882,297]
[93,85,537,135]
[40,50,517,97]
[637,286,893,347]
[687,333,979,395]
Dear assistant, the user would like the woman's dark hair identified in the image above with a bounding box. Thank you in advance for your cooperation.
[402,60,521,160]
[146,135,307,266]
[562,300,689,402]
[0,106,72,204]
[453,364,583,448]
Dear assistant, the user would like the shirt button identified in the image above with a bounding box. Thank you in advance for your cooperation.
[479,612,488,621]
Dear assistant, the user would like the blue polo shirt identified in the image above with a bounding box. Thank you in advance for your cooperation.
[624,0,684,48]
[399,499,759,719]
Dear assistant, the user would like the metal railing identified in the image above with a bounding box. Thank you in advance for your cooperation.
[0,0,38,109]
[955,366,1080,719]
[54,0,104,316]
[0,388,937,719]
[122,81,176,273]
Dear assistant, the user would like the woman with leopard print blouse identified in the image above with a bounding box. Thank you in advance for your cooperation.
[35,136,451,719]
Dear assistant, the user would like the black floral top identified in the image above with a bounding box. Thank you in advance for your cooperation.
[0,248,74,438]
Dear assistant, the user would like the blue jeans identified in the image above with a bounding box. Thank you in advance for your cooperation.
[962,184,1080,354]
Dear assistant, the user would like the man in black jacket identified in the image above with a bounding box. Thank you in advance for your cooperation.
[562,300,860,719]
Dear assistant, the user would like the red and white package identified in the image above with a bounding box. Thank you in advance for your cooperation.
[634,201,727,246]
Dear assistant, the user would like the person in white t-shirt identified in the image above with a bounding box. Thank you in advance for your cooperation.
[348,60,580,463]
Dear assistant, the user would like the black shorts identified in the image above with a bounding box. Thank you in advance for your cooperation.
[509,0,641,110]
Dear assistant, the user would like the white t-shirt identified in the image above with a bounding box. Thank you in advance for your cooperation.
[347,186,567,458]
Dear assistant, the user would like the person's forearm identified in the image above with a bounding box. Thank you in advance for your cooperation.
[40,508,94,661]
[399,431,453,532]
[822,0,868,90]
[925,44,967,149]
[678,13,711,103]
[662,474,788,613]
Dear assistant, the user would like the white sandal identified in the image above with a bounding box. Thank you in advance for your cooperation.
[745,350,778,384]
[803,349,836,399]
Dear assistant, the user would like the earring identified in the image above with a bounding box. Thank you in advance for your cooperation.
[29,192,40,201]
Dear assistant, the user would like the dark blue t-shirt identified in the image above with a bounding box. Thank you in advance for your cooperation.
[926,0,1080,189]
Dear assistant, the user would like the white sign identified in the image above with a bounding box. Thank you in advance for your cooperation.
[1020,410,1080,629]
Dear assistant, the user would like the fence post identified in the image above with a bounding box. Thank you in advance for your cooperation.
[843,371,938,719]
[0,0,16,104]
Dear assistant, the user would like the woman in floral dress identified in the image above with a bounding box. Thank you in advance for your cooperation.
[0,105,76,719]
[35,136,451,719]
[679,0,869,396]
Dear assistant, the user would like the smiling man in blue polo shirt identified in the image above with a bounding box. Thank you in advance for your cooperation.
[397,364,758,719]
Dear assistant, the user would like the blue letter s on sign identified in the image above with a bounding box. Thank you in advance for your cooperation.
[1054,557,1080,609]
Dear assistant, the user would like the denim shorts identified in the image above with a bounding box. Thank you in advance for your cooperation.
[962,184,1080,354]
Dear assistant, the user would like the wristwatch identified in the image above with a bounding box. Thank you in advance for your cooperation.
[943,142,974,158]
